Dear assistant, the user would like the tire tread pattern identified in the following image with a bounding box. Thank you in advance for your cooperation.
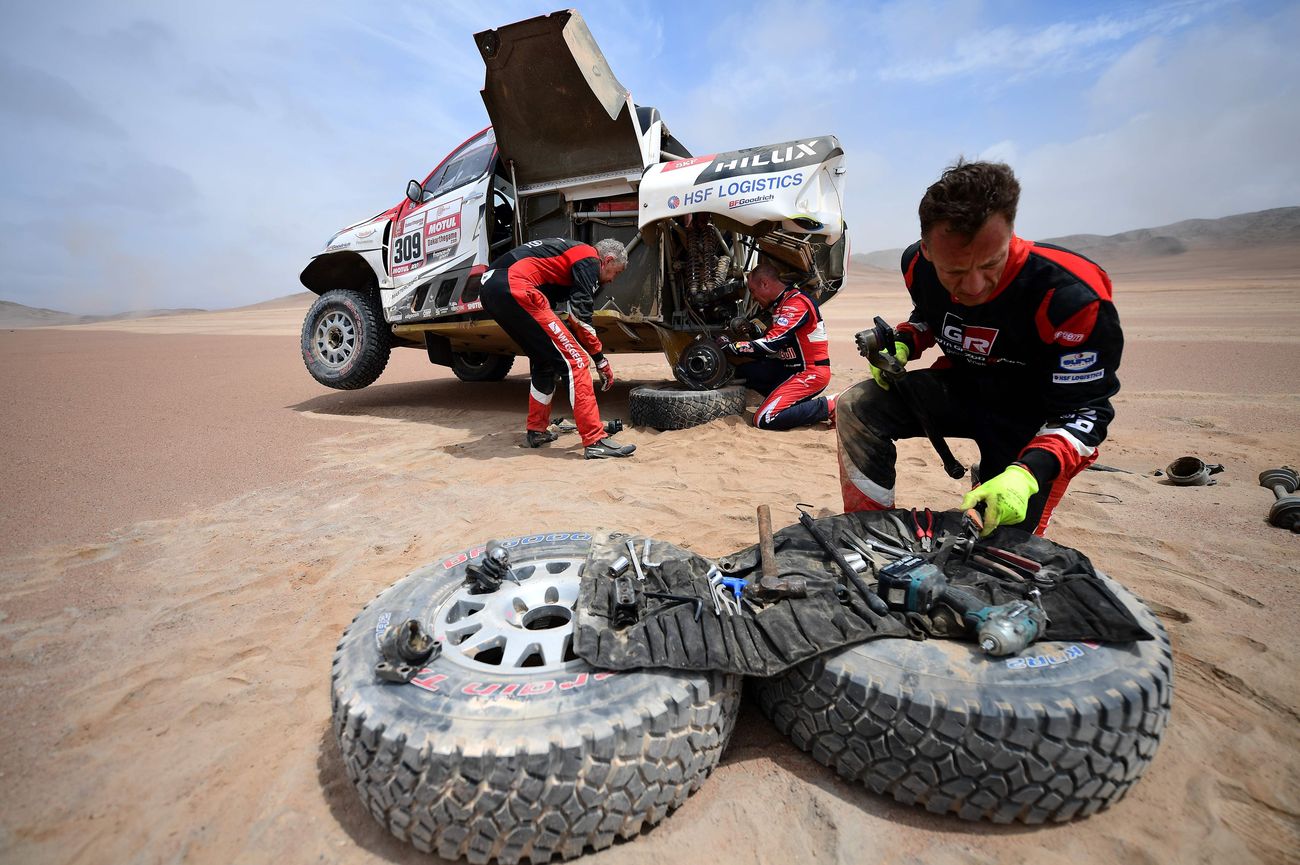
[628,385,746,431]
[333,678,738,863]
[330,557,740,864]
[754,589,1174,824]
[301,288,392,390]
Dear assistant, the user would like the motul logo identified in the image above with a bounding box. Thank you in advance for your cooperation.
[429,214,459,233]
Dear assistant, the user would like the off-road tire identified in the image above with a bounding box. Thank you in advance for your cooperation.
[628,384,746,431]
[452,352,515,382]
[301,288,392,389]
[331,532,741,864]
[753,573,1173,824]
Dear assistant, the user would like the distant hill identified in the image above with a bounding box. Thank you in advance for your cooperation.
[0,301,206,330]
[0,291,317,329]
[851,205,1300,272]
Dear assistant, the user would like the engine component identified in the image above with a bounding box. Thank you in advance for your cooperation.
[729,315,765,339]
[1259,466,1300,531]
[610,574,640,628]
[683,218,736,309]
[464,541,518,594]
[375,618,441,683]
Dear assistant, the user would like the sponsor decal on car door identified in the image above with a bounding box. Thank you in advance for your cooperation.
[391,130,497,285]
[392,195,465,279]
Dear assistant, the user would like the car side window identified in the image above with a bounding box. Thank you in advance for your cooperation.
[424,130,497,200]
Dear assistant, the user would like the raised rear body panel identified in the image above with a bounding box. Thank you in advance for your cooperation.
[475,10,649,193]
[639,137,846,242]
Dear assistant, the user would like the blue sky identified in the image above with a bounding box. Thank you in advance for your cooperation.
[2,0,1297,313]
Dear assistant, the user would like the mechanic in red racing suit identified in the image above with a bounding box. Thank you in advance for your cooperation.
[836,160,1123,535]
[480,237,636,459]
[720,262,835,430]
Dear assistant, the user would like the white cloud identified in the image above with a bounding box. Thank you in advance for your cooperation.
[876,0,1224,83]
[1016,5,1300,238]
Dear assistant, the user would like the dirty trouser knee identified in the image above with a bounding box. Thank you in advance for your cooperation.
[837,368,1093,534]
[836,369,979,511]
[734,358,792,396]
[835,379,923,510]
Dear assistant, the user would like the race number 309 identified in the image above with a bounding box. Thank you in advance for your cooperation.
[393,229,423,265]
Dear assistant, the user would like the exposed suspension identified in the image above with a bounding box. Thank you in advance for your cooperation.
[683,217,734,308]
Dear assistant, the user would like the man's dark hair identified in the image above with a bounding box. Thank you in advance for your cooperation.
[918,159,1021,241]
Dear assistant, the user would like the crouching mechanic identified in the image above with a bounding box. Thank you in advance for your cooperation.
[719,262,834,430]
[479,237,636,459]
[836,159,1123,535]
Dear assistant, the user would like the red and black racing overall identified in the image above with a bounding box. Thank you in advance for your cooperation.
[732,284,833,429]
[835,235,1123,534]
[479,238,608,446]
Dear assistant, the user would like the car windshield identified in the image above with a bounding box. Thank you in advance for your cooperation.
[424,130,497,200]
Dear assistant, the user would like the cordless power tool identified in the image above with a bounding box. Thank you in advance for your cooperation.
[875,555,1047,656]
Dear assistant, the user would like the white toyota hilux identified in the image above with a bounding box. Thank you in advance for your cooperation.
[299,9,848,397]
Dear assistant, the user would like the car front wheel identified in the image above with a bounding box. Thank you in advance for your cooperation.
[301,289,392,390]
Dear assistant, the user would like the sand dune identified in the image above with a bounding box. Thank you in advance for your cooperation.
[0,244,1298,864]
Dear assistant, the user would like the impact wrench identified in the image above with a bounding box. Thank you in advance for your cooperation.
[875,554,1048,656]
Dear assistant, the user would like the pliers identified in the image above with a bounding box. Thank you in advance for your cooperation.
[910,507,934,553]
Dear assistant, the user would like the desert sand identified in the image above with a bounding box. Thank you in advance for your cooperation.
[1,246,1298,865]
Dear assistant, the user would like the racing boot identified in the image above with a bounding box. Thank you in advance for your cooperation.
[526,429,560,448]
[584,437,636,459]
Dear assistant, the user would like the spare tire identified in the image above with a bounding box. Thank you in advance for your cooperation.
[629,384,746,431]
[753,574,1173,824]
[331,532,741,864]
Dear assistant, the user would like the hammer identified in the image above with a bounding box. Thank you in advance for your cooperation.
[755,504,808,599]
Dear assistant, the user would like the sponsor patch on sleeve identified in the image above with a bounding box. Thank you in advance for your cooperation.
[775,316,789,326]
[1060,351,1098,371]
[1052,369,1105,384]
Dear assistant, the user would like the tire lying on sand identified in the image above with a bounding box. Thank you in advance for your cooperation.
[301,288,392,390]
[753,573,1173,824]
[331,532,742,864]
[628,384,747,431]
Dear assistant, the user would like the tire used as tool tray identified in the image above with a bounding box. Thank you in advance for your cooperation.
[753,572,1173,824]
[331,532,742,864]
[628,384,746,431]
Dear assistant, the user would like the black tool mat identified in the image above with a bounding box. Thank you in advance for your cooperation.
[573,512,1151,678]
[573,529,908,678]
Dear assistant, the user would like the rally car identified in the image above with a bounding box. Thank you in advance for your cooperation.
[299,9,848,392]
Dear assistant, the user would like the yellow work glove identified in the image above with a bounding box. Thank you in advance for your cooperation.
[960,464,1039,536]
[868,341,910,390]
